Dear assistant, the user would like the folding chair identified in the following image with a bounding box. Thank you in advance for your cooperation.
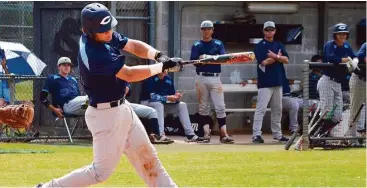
[52,113,85,143]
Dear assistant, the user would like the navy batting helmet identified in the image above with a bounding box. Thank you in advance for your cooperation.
[81,3,118,35]
[333,23,349,34]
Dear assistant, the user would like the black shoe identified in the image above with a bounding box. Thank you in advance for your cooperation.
[154,135,174,144]
[273,136,289,142]
[220,136,234,144]
[252,135,264,143]
[34,183,43,188]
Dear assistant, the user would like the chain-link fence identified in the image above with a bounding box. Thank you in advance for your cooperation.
[0,1,34,51]
[285,62,366,150]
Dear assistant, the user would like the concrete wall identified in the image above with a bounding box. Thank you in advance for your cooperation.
[155,1,366,131]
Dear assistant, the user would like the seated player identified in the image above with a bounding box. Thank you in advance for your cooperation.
[40,57,87,118]
[125,84,174,144]
[140,71,204,142]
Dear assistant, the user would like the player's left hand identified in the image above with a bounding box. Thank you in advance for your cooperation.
[162,57,183,72]
[155,52,170,63]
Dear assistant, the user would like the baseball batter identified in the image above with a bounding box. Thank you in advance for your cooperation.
[347,42,366,138]
[36,3,179,187]
[252,21,289,143]
[190,20,234,143]
[318,23,357,137]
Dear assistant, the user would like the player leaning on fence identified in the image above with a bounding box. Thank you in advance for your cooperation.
[252,21,289,143]
[346,42,366,140]
[317,23,358,137]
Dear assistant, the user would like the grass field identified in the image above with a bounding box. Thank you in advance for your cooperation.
[0,143,365,187]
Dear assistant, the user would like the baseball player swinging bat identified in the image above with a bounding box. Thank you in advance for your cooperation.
[180,52,256,65]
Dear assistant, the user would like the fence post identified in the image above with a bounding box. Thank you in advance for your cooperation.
[302,60,310,150]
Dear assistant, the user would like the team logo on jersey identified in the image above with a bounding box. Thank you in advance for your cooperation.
[100,16,111,25]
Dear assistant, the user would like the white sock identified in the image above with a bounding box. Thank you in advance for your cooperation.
[203,124,210,135]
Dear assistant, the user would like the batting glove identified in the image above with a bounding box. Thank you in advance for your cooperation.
[162,57,183,72]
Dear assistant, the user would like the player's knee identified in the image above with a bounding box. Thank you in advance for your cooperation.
[92,165,114,183]
[149,102,164,111]
[178,102,187,109]
[215,105,226,118]
[147,108,158,119]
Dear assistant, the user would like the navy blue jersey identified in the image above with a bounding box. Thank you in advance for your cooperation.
[78,32,129,105]
[255,39,288,88]
[42,74,80,108]
[282,77,291,97]
[309,72,321,99]
[355,42,366,78]
[0,47,5,59]
[141,75,176,104]
[322,41,356,81]
[190,39,225,73]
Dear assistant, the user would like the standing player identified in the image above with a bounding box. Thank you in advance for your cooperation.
[36,3,180,187]
[347,42,365,139]
[252,21,289,143]
[318,23,357,137]
[190,20,234,144]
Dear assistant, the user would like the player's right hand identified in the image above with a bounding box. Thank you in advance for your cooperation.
[53,107,64,118]
[162,57,183,72]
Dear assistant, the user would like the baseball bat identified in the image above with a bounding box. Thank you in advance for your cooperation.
[343,103,365,137]
[180,52,256,65]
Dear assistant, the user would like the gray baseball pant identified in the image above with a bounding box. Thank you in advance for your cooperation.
[317,75,343,137]
[63,95,88,116]
[282,96,304,132]
[140,101,195,136]
[195,75,226,118]
[252,86,283,139]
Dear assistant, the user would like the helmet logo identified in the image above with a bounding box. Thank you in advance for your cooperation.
[100,16,111,25]
[337,25,346,30]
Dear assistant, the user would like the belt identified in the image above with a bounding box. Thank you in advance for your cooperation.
[325,75,341,83]
[90,98,125,109]
[358,75,366,81]
[197,72,220,77]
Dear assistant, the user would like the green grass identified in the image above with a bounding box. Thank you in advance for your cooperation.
[15,80,33,101]
[0,143,365,187]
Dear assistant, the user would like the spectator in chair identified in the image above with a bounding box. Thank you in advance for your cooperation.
[0,48,11,105]
[140,71,204,142]
[124,83,174,144]
[40,57,88,118]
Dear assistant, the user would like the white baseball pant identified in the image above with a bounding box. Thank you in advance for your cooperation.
[41,100,176,187]
[348,73,366,136]
[140,100,195,136]
[252,86,283,139]
[63,95,88,116]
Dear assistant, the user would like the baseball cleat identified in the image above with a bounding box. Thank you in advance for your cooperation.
[152,134,174,144]
[220,136,234,144]
[252,135,264,143]
[185,135,204,142]
[273,136,289,143]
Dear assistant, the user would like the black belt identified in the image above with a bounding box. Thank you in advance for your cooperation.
[358,75,366,81]
[197,72,220,77]
[326,76,341,83]
[90,98,125,109]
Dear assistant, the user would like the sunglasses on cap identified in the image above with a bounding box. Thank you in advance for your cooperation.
[264,28,275,32]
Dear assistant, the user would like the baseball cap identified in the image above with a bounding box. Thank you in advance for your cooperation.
[263,21,276,30]
[57,57,72,66]
[200,20,214,28]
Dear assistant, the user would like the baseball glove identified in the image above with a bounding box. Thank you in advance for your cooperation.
[0,102,34,129]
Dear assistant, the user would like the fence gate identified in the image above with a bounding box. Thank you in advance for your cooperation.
[111,1,150,104]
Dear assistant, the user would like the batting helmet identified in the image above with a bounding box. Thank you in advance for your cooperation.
[81,3,117,36]
[333,23,349,34]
